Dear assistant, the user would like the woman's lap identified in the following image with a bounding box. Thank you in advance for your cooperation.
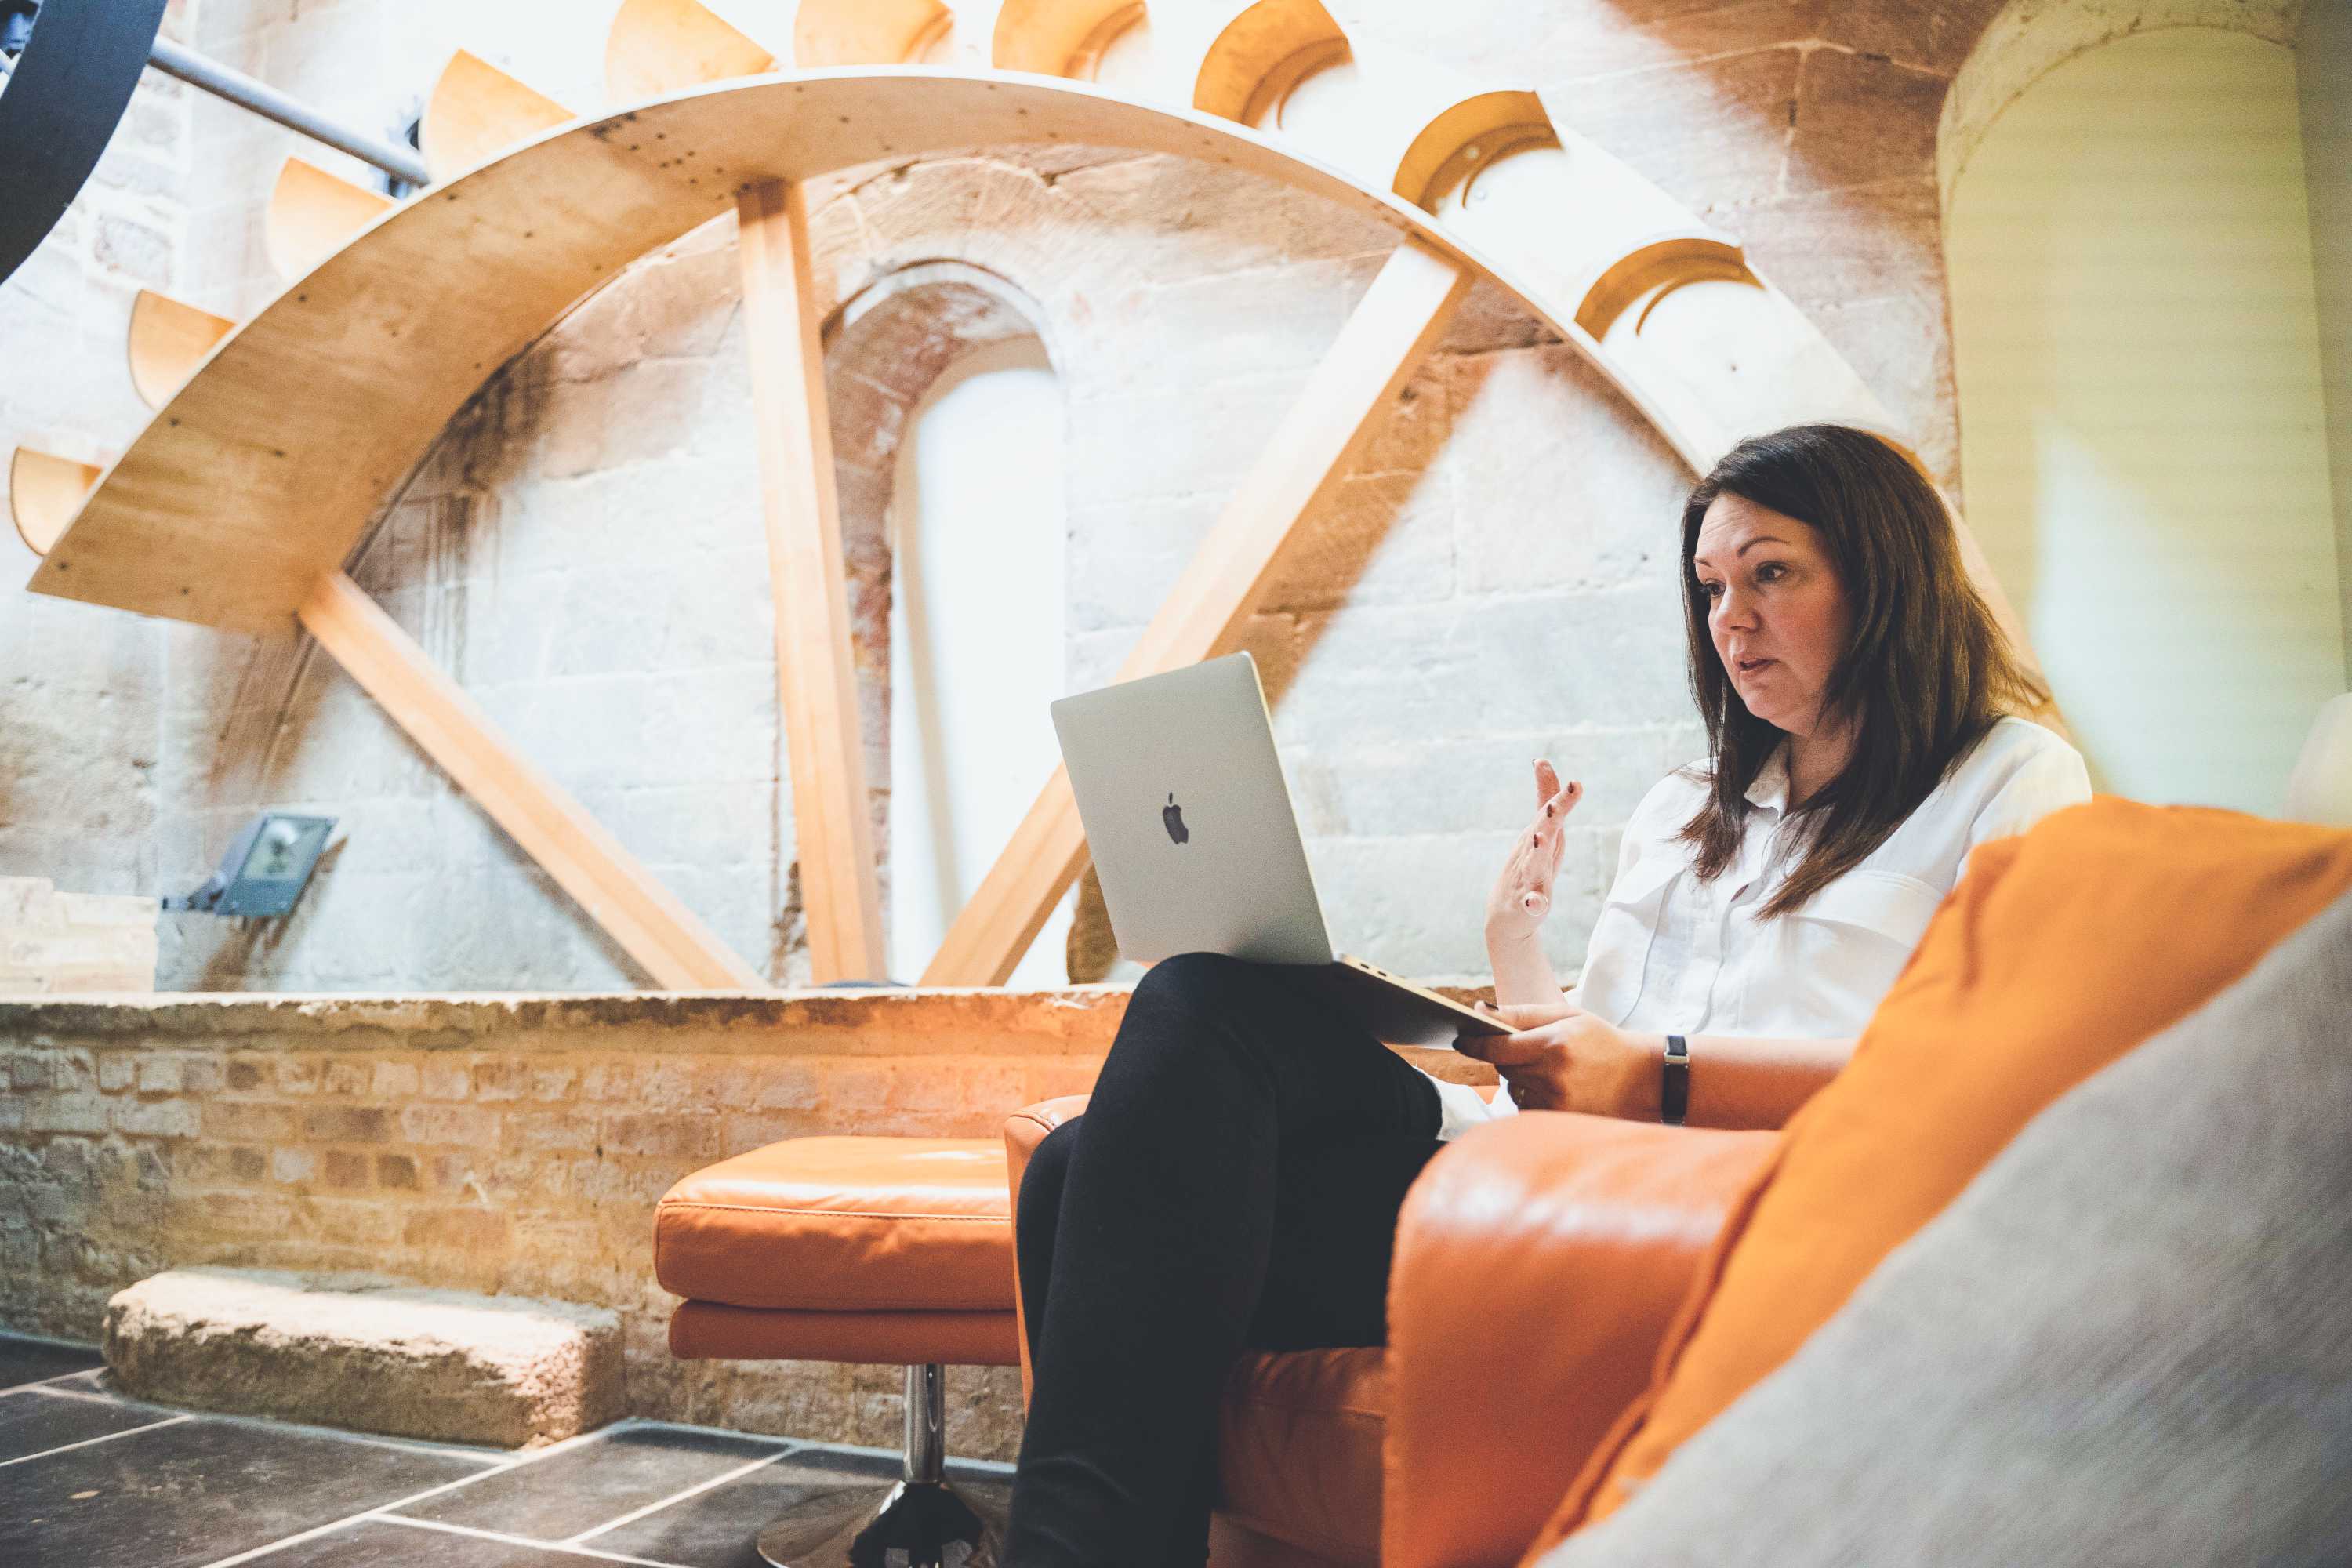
[1019,950,1445,1347]
[1006,953,1446,1565]
[1022,1116,1440,1354]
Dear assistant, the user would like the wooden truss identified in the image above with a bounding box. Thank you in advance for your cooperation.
[11,2,2058,990]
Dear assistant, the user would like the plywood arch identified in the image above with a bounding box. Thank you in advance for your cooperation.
[38,67,1795,633]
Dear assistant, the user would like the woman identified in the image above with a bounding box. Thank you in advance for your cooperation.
[1004,424,2090,1566]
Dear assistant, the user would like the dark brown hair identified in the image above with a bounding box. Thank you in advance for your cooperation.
[1676,424,2049,919]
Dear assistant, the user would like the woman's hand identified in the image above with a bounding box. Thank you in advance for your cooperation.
[1484,759,1582,946]
[1455,1000,1660,1120]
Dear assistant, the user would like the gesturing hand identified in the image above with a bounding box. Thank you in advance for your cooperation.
[1483,759,1581,943]
[1454,999,1657,1120]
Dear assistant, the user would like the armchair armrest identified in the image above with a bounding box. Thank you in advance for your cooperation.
[1005,1094,1090,1189]
[1382,1112,1775,1568]
[1005,1095,1091,1403]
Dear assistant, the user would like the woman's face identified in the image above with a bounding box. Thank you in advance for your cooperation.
[1691,492,1854,738]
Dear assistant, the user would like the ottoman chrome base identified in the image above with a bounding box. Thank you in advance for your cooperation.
[757,1364,1011,1568]
[756,1476,1010,1568]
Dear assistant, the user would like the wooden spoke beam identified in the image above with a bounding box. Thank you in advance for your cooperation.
[736,178,887,983]
[922,235,1472,984]
[296,572,767,990]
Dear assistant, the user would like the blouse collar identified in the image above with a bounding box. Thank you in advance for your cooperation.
[1744,742,1792,814]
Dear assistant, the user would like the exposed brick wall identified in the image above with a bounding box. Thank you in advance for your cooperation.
[0,989,1112,1457]
[0,987,1494,1454]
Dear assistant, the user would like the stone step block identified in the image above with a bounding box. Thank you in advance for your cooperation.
[103,1267,623,1448]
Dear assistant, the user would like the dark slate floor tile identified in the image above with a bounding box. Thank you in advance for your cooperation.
[585,1447,890,1568]
[0,1386,177,1463]
[248,1516,651,1566]
[393,1423,792,1541]
[591,1449,1013,1568]
[0,1332,104,1389]
[0,1414,489,1568]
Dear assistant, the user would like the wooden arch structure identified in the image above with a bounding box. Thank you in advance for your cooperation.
[12,2,2051,994]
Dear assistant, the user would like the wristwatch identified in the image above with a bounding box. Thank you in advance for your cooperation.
[1662,1034,1690,1127]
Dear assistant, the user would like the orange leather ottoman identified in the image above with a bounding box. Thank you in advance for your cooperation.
[656,1135,1021,1566]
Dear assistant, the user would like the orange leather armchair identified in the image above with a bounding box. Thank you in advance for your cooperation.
[1005,1097,1776,1567]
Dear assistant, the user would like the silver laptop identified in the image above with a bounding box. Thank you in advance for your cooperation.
[1050,652,1505,1047]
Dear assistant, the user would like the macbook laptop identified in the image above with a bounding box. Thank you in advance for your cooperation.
[1050,652,1505,1047]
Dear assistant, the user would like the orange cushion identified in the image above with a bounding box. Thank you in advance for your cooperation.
[1525,798,2352,1556]
[654,1136,1014,1313]
[1218,1348,1388,1565]
[666,1300,1019,1366]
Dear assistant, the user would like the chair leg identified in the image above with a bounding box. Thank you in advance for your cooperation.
[755,1363,1013,1568]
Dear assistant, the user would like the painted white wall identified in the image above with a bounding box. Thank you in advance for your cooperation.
[2296,0,2352,688]
[1947,26,2345,815]
[887,337,1074,986]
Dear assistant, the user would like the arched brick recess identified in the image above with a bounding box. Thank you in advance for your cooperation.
[818,260,1070,975]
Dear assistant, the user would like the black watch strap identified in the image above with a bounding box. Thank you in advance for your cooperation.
[1662,1034,1690,1126]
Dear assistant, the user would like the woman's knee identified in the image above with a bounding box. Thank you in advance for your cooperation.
[1016,1116,1083,1251]
[1130,950,1256,1014]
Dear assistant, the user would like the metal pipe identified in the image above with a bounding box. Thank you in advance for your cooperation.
[903,1363,946,1485]
[146,33,429,187]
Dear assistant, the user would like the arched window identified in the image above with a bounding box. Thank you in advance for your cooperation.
[885,336,1073,985]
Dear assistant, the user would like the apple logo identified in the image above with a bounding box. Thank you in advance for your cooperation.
[1162,791,1189,845]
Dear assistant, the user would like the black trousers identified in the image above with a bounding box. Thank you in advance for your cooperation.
[1004,952,1445,1568]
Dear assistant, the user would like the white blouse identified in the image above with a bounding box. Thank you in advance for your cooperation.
[1429,717,2092,1140]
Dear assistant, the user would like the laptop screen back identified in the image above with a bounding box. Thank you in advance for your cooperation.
[1050,652,1334,966]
